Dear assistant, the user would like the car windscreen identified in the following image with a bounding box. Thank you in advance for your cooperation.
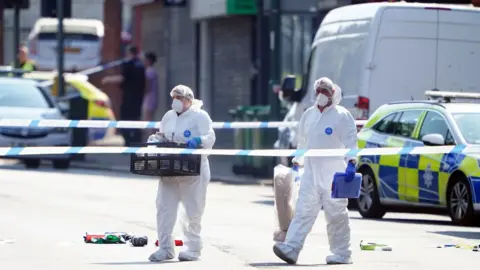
[0,83,54,108]
[452,113,480,144]
[38,32,99,42]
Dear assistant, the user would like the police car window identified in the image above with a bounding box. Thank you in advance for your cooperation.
[452,113,480,144]
[372,113,397,133]
[418,112,451,144]
[0,83,53,108]
[394,110,422,138]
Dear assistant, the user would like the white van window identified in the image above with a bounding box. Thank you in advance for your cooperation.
[306,35,367,99]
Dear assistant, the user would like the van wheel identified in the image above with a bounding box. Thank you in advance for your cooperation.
[447,173,478,226]
[357,167,386,219]
[24,159,41,169]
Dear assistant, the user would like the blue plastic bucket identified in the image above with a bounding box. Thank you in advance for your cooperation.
[331,172,362,199]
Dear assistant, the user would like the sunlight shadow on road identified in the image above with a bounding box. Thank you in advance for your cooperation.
[0,163,153,180]
[92,260,181,265]
[429,230,480,240]
[252,200,274,206]
[350,216,452,226]
[249,262,326,267]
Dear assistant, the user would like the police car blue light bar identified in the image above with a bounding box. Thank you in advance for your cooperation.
[425,90,480,100]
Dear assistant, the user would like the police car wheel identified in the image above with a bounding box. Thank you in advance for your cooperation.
[447,176,476,226]
[357,168,386,219]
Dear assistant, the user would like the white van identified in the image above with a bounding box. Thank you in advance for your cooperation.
[26,18,104,72]
[277,2,480,156]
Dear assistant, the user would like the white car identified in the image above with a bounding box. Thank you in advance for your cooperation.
[0,77,72,169]
[26,18,104,72]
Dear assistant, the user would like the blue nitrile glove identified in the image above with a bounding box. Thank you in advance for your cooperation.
[345,160,356,182]
[186,137,202,149]
[292,164,299,172]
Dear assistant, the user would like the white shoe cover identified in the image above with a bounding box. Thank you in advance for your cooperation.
[326,254,352,264]
[273,242,299,264]
[148,249,175,262]
[178,250,201,261]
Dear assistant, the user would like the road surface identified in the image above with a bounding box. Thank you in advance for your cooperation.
[0,165,479,269]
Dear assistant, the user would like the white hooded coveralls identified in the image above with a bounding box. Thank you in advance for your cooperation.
[155,106,215,257]
[285,103,358,258]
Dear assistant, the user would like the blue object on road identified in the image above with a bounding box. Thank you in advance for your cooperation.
[331,172,362,199]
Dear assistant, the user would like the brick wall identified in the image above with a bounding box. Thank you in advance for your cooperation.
[100,0,123,119]
[210,16,254,148]
[131,5,255,149]
[135,3,196,120]
[167,7,196,102]
[136,2,167,120]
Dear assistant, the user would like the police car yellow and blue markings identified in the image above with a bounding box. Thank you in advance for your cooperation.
[358,105,480,207]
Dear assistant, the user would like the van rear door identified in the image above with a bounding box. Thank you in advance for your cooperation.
[36,31,101,63]
[436,8,480,93]
[369,7,438,110]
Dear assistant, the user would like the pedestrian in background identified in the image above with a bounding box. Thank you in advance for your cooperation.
[102,46,146,146]
[10,45,36,71]
[142,52,159,140]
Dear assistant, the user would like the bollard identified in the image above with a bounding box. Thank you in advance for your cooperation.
[251,106,271,177]
[68,95,89,161]
[229,108,245,174]
[243,108,255,174]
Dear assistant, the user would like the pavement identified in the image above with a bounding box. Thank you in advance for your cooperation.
[1,165,480,269]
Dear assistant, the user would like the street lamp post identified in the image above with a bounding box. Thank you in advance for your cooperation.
[269,0,282,121]
[56,0,65,97]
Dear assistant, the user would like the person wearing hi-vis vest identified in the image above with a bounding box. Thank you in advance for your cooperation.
[11,46,37,71]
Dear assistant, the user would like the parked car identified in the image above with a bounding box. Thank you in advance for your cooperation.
[0,77,72,169]
[26,17,104,72]
[355,90,480,225]
[22,71,116,143]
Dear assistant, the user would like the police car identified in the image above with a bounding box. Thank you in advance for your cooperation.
[355,90,480,225]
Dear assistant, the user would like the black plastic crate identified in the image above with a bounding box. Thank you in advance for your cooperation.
[130,142,201,177]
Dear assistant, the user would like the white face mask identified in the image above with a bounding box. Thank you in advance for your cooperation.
[172,99,184,113]
[316,93,330,106]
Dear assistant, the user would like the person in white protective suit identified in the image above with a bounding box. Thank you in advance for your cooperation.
[272,84,342,243]
[272,77,358,265]
[148,84,216,262]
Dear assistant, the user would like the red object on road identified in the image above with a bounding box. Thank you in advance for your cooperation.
[155,239,183,247]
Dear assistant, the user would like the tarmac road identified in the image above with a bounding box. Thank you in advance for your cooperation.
[0,165,479,269]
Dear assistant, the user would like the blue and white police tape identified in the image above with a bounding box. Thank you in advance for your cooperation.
[37,59,125,88]
[77,59,125,76]
[0,144,478,157]
[0,119,368,129]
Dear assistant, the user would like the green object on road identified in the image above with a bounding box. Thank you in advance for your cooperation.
[88,234,126,244]
[360,240,392,251]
